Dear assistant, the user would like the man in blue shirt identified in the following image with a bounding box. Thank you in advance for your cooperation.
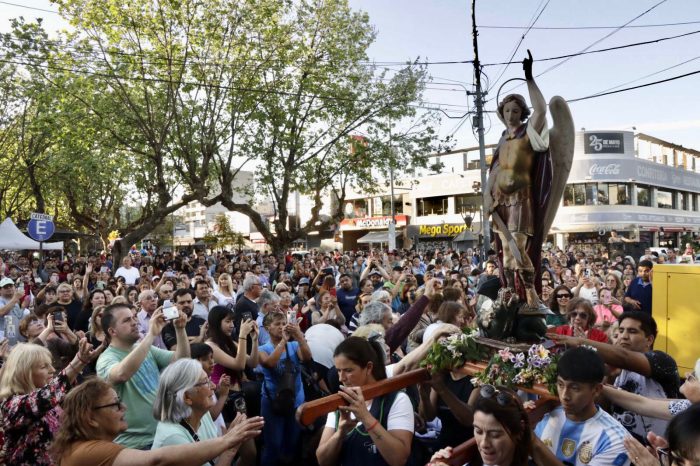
[335,274,359,323]
[533,347,631,466]
[624,259,653,314]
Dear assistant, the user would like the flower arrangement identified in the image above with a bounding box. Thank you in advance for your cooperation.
[421,330,488,373]
[473,344,560,396]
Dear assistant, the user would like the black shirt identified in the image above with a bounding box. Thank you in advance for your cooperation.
[233,295,259,352]
[161,315,206,349]
[61,299,84,331]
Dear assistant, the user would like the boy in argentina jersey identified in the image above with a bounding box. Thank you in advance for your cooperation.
[533,347,631,466]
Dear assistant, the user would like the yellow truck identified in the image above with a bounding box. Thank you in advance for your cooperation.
[652,264,700,374]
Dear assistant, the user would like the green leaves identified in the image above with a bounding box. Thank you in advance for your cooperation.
[1,0,447,255]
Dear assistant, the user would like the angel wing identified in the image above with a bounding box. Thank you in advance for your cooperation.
[541,96,575,235]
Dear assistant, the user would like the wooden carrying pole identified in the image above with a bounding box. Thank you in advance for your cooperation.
[296,368,430,427]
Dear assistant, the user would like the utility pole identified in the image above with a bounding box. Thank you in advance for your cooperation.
[471,0,491,260]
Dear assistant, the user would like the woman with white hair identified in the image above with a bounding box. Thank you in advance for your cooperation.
[152,359,255,465]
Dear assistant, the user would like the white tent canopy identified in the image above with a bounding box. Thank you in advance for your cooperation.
[0,218,64,250]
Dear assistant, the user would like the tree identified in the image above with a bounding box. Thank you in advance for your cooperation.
[207,0,450,254]
[211,213,245,252]
[4,0,447,260]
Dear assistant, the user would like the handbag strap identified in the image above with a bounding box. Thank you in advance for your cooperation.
[179,420,215,466]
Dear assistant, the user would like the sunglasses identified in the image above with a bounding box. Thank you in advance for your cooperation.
[569,311,589,319]
[556,294,572,299]
[479,384,516,406]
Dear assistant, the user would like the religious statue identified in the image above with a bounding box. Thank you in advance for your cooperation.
[479,50,575,342]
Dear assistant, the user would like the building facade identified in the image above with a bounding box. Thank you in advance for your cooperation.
[554,131,700,252]
[339,131,700,254]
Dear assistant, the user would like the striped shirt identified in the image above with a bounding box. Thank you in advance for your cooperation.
[535,406,631,466]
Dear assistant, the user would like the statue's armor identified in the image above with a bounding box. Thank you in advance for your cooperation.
[492,127,535,236]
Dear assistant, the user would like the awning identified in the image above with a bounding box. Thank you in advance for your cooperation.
[453,230,477,242]
[357,231,401,244]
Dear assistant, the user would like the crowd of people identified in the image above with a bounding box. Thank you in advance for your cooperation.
[0,244,697,466]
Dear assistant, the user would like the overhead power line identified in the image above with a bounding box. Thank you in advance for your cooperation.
[590,55,700,96]
[482,28,700,66]
[566,68,700,103]
[0,0,58,13]
[533,0,670,80]
[487,0,551,92]
[0,55,471,113]
[495,0,671,98]
[479,20,700,30]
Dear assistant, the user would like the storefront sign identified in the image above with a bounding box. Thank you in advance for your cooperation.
[340,215,408,230]
[554,210,700,228]
[584,132,625,154]
[418,223,468,237]
[569,158,700,192]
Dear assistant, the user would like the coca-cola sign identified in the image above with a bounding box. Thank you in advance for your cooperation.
[589,163,621,176]
[584,132,625,154]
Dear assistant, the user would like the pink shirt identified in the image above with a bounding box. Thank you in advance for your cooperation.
[593,303,622,325]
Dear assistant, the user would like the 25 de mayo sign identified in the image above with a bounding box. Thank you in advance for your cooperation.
[584,132,625,154]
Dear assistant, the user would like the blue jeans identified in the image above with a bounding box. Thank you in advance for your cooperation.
[260,397,301,466]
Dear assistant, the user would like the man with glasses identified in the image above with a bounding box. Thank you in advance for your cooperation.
[137,290,166,349]
[532,347,631,466]
[161,289,204,350]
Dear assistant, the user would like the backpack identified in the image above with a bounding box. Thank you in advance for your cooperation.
[265,343,297,416]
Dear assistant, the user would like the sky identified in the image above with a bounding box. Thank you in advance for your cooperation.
[3,0,700,154]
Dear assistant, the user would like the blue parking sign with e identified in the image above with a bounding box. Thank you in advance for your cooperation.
[28,218,55,242]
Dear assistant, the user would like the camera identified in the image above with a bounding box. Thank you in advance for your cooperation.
[162,300,179,320]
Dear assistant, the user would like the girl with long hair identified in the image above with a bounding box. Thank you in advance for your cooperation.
[213,273,236,307]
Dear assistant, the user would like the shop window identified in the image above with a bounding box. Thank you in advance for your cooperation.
[637,185,651,207]
[380,195,403,216]
[574,184,585,206]
[344,199,367,218]
[657,189,674,209]
[563,185,574,206]
[455,193,481,214]
[596,183,609,205]
[417,196,448,216]
[584,183,598,205]
[609,184,630,205]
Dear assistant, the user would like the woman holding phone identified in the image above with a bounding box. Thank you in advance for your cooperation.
[259,311,312,466]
